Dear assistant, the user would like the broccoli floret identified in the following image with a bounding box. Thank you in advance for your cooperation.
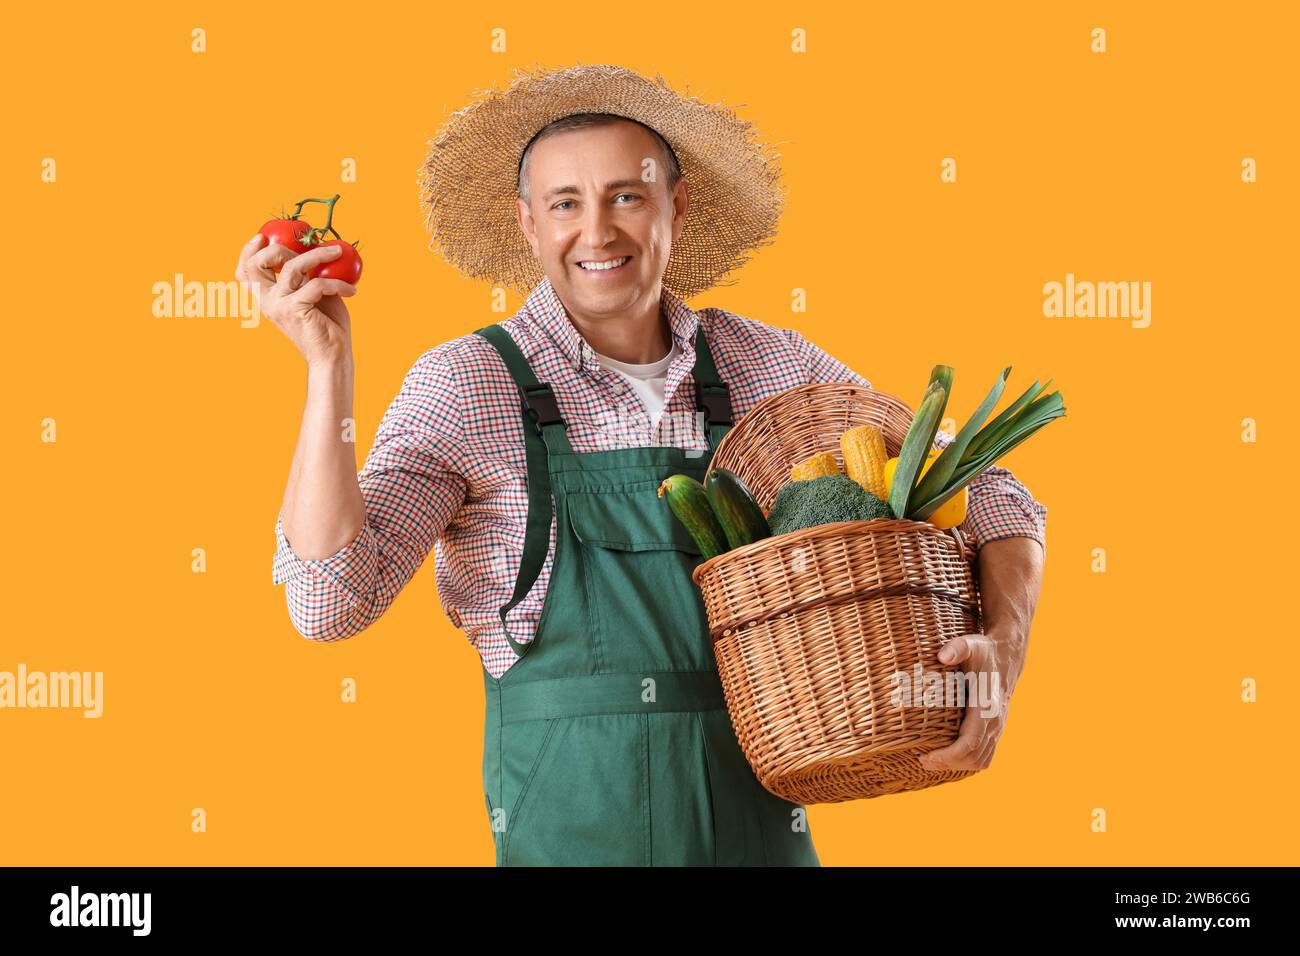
[767,474,892,535]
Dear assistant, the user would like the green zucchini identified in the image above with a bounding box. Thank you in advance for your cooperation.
[658,475,729,559]
[704,467,771,549]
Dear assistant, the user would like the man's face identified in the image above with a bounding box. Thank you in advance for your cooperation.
[516,121,688,322]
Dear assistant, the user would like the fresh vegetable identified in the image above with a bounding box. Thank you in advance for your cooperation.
[840,425,888,499]
[666,365,1063,552]
[888,366,952,520]
[885,452,967,530]
[258,217,313,260]
[791,452,840,481]
[908,367,1008,516]
[906,373,1065,523]
[306,239,363,284]
[767,474,892,536]
[658,475,729,559]
[256,193,363,284]
[704,467,771,549]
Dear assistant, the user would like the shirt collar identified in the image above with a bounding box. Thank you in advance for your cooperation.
[522,273,700,376]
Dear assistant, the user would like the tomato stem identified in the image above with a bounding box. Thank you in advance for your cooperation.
[293,194,342,245]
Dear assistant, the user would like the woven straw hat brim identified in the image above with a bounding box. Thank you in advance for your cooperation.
[418,62,787,300]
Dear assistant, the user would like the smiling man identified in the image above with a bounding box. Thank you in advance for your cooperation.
[248,63,1047,867]
[514,116,686,370]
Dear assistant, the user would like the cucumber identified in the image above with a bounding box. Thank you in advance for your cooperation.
[704,467,771,549]
[658,475,729,559]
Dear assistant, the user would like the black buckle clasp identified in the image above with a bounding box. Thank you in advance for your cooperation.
[696,383,733,428]
[521,384,564,437]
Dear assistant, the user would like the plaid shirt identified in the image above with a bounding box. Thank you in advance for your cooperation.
[273,274,1047,678]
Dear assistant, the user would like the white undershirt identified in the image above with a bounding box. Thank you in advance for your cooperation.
[592,338,681,429]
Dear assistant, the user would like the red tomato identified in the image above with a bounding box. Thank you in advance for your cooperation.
[258,218,314,259]
[306,240,363,285]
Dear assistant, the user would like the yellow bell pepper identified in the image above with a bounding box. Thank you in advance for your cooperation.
[883,451,968,530]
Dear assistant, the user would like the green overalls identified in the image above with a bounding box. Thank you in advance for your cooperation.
[475,322,821,867]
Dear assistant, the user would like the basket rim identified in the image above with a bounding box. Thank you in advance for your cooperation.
[691,517,972,586]
[709,381,913,471]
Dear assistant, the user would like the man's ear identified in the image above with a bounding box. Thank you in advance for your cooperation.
[516,198,540,258]
[670,177,689,244]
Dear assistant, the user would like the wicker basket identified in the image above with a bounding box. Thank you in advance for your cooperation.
[692,382,984,803]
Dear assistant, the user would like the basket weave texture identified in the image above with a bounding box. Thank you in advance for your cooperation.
[692,382,984,802]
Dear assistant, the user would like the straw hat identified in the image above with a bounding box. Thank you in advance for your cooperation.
[417,62,787,300]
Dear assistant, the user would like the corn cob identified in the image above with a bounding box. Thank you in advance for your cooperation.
[840,425,888,499]
[790,451,841,482]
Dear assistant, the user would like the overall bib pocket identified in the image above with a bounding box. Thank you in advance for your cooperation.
[565,484,713,672]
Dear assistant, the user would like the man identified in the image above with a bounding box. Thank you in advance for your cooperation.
[239,64,1046,866]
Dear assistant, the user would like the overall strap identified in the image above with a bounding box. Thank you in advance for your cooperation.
[474,324,571,659]
[691,324,733,451]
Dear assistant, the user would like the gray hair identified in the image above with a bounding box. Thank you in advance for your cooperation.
[517,112,682,205]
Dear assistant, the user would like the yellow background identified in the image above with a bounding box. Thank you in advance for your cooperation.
[3,2,1295,865]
